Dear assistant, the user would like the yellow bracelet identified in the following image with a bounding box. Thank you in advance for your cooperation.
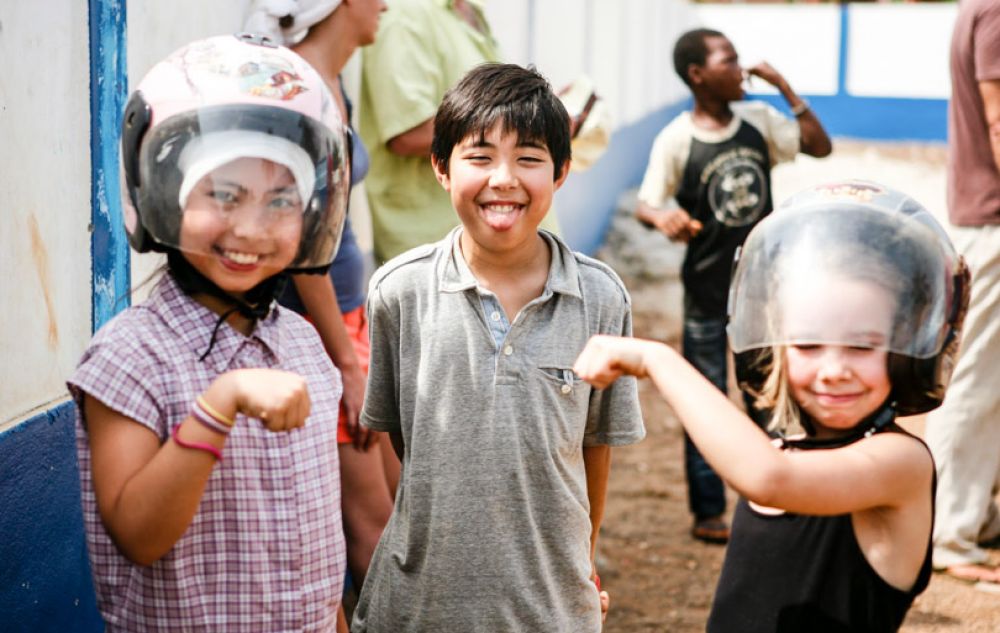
[196,395,235,427]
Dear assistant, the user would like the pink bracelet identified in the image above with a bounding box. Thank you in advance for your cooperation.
[171,424,223,462]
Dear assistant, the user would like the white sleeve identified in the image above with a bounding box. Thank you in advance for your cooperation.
[637,119,689,207]
[760,102,801,166]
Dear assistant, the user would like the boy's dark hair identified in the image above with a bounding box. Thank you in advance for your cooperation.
[431,63,571,179]
[673,28,725,87]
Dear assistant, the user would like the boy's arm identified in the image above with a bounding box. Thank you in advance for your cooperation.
[583,445,612,573]
[747,62,832,158]
[584,444,612,622]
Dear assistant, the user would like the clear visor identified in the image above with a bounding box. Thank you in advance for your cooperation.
[134,104,348,271]
[178,154,309,272]
[727,204,957,359]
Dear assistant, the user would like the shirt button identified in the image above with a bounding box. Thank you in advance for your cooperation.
[503,345,514,356]
[560,384,572,395]
[491,311,501,322]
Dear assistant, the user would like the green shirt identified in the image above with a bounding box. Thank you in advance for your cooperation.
[360,0,558,262]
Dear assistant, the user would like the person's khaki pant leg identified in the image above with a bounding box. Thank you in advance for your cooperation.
[926,224,1000,568]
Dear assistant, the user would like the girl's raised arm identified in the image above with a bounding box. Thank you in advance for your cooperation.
[574,336,932,517]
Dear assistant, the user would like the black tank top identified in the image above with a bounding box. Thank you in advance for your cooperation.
[706,424,934,633]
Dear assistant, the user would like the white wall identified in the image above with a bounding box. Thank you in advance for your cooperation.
[695,4,841,96]
[847,3,954,99]
[0,1,93,426]
[487,0,696,128]
[696,2,956,101]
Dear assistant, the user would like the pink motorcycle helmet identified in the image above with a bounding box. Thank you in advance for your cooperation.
[120,33,349,272]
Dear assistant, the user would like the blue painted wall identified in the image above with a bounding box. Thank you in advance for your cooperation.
[557,100,691,255]
[0,405,104,632]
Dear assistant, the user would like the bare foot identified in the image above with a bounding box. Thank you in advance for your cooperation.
[942,563,1000,584]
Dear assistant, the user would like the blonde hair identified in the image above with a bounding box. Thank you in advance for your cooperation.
[749,346,804,437]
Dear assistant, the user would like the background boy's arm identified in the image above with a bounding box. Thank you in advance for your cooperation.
[635,201,702,242]
[747,62,832,158]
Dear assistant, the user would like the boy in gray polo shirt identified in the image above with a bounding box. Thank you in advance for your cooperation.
[352,64,645,632]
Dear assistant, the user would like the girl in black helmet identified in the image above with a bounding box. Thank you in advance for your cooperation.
[573,181,969,633]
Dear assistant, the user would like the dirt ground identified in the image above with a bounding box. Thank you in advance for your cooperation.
[597,278,1000,632]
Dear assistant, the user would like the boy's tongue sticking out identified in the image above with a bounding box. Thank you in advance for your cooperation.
[479,200,526,231]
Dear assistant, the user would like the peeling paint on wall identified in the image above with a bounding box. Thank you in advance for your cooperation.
[89,0,130,332]
[28,214,59,349]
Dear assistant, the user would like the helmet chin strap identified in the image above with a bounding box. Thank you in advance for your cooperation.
[786,401,897,450]
[166,250,288,359]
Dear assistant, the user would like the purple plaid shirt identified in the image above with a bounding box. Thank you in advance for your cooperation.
[69,274,345,632]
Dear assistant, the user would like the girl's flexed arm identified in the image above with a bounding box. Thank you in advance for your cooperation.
[85,368,310,565]
[574,336,931,517]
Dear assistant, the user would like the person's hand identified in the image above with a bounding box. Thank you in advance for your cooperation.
[338,363,377,451]
[592,566,610,624]
[654,208,702,243]
[574,335,659,389]
[211,369,311,432]
[746,62,787,90]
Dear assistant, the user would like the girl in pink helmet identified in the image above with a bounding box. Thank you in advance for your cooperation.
[574,182,970,633]
[69,34,351,631]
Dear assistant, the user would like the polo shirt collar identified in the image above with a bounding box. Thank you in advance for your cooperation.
[149,274,283,368]
[437,227,583,299]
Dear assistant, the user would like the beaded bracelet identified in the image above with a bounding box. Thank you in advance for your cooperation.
[171,424,223,462]
[191,399,232,436]
[196,395,235,428]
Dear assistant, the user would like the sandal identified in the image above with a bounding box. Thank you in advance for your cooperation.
[692,516,730,544]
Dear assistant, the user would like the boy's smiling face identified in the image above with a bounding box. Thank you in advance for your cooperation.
[433,123,569,256]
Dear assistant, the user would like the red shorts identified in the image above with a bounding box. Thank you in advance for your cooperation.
[336,305,370,444]
[305,305,370,445]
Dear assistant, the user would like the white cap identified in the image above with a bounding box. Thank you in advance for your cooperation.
[243,0,343,46]
[177,129,316,210]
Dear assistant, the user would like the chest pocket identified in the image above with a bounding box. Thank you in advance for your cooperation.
[532,365,591,452]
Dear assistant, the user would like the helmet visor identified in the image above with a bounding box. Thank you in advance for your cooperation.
[727,200,957,359]
[135,103,348,271]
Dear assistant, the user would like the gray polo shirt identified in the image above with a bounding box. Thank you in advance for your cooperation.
[354,228,644,633]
